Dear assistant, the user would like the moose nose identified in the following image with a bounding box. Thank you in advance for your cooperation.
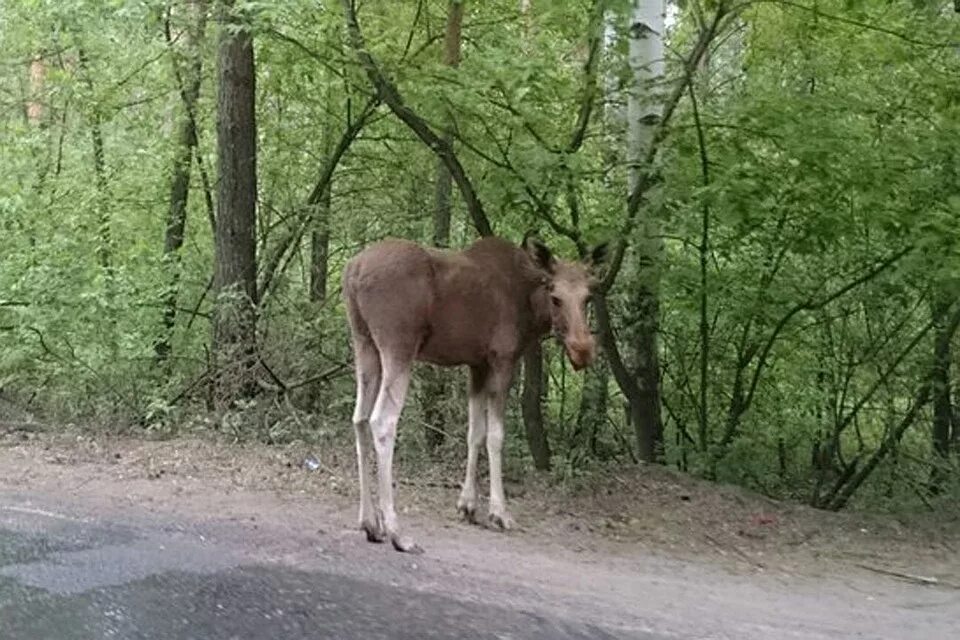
[567,338,595,371]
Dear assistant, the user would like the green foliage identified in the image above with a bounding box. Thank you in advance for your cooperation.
[1,0,959,511]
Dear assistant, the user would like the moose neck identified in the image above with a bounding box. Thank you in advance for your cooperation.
[523,268,554,347]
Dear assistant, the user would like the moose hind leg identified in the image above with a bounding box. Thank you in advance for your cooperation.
[351,337,383,542]
[369,355,422,553]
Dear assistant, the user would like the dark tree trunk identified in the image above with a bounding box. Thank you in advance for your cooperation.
[212,0,258,405]
[90,120,110,272]
[631,283,664,462]
[432,0,462,248]
[421,0,464,451]
[432,151,453,248]
[156,0,207,362]
[930,297,953,492]
[594,292,656,464]
[309,183,331,303]
[575,356,608,458]
[512,0,556,467]
[76,48,112,278]
[309,45,337,305]
[74,45,118,355]
[522,343,552,470]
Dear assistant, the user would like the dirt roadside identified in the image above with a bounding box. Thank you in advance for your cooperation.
[1,427,959,638]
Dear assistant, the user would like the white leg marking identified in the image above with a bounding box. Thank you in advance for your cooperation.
[457,385,487,522]
[351,342,382,542]
[369,359,421,553]
[486,389,514,530]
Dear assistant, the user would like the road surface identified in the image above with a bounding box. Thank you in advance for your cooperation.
[0,491,649,640]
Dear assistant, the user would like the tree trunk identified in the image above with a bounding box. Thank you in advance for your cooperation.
[309,185,332,303]
[212,0,259,405]
[432,0,463,248]
[625,0,665,462]
[575,356,609,458]
[421,0,465,451]
[156,0,207,362]
[76,48,112,280]
[511,0,556,468]
[930,296,953,492]
[308,97,333,305]
[522,343,552,470]
[309,28,340,305]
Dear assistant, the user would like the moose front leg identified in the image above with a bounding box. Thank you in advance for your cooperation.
[485,373,514,531]
[458,365,488,523]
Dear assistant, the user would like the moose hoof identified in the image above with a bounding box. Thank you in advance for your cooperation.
[488,510,515,531]
[391,533,424,554]
[456,495,479,524]
[361,519,385,543]
[360,510,386,543]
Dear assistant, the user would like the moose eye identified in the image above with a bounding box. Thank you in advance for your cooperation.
[550,295,562,307]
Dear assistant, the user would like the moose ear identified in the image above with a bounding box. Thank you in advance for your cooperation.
[588,242,609,270]
[522,232,555,273]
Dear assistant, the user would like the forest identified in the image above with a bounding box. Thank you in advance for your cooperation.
[1,0,959,515]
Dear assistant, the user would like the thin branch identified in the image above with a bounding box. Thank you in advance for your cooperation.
[750,0,959,49]
[594,293,636,407]
[259,97,378,300]
[341,0,493,237]
[831,317,935,441]
[853,564,949,588]
[267,29,345,76]
[24,326,140,414]
[284,363,349,391]
[722,246,913,447]
[194,147,216,236]
[185,274,215,332]
[400,0,425,62]
[567,0,604,153]
[824,303,960,510]
[746,247,911,408]
[689,78,711,452]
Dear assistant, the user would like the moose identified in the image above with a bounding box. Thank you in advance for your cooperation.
[343,233,606,553]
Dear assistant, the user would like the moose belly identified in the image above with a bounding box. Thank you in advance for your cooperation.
[416,325,490,367]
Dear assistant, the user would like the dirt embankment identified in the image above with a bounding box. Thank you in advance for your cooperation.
[1,424,957,586]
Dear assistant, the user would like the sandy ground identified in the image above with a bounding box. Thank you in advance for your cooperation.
[1,426,959,638]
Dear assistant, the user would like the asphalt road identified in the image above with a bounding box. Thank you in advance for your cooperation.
[0,499,645,640]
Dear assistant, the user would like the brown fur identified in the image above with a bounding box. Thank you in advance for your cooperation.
[343,235,601,552]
